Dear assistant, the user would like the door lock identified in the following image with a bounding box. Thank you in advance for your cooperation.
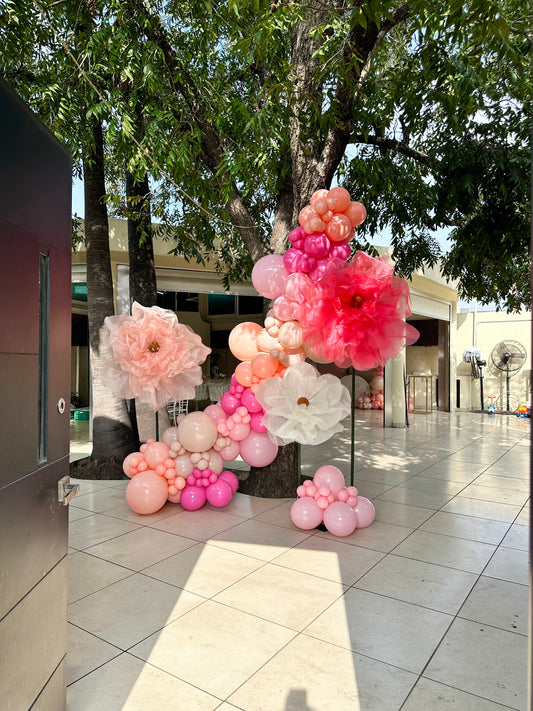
[58,476,79,506]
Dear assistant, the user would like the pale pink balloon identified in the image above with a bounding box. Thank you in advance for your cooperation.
[180,485,207,511]
[272,296,293,322]
[284,271,310,303]
[353,497,375,528]
[144,441,171,469]
[167,490,182,504]
[231,422,251,442]
[325,213,352,242]
[251,255,289,299]
[207,450,224,474]
[122,452,141,478]
[239,431,278,468]
[323,501,358,537]
[313,465,346,495]
[178,412,219,453]
[290,497,323,530]
[278,321,303,350]
[173,454,194,478]
[285,348,306,367]
[204,404,226,422]
[219,440,240,461]
[228,322,262,361]
[162,426,180,447]
[206,479,233,507]
[126,470,168,515]
[256,328,280,353]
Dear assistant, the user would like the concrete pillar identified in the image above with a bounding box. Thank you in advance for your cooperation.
[384,349,407,427]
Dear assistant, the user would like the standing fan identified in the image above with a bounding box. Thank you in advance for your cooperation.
[463,346,486,410]
[490,340,527,412]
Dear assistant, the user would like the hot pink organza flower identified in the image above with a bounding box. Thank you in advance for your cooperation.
[299,251,419,370]
[104,302,211,411]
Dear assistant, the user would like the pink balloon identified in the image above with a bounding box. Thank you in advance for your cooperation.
[204,404,226,421]
[290,497,323,530]
[288,226,306,247]
[177,412,218,452]
[206,479,233,507]
[353,497,375,528]
[218,470,239,493]
[162,427,180,447]
[239,431,278,468]
[180,485,207,511]
[122,452,141,478]
[167,490,182,504]
[304,232,330,259]
[323,501,358,537]
[283,247,303,274]
[241,388,262,413]
[144,441,171,469]
[308,259,330,282]
[220,391,240,415]
[207,450,224,474]
[251,255,289,299]
[231,422,251,441]
[313,465,346,495]
[174,454,194,477]
[249,411,267,432]
[272,295,294,322]
[126,470,168,515]
[219,440,240,461]
[326,213,352,242]
[329,241,351,261]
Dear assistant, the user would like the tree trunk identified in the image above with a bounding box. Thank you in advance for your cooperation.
[83,119,137,472]
[126,170,157,307]
[239,442,299,498]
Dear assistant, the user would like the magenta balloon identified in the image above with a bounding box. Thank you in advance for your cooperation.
[206,479,233,507]
[125,470,168,515]
[220,391,240,415]
[308,259,329,282]
[304,233,330,259]
[180,485,207,511]
[283,247,302,274]
[288,226,306,247]
[219,440,240,461]
[204,404,227,421]
[241,388,262,413]
[323,501,358,537]
[313,465,346,496]
[218,470,239,493]
[251,255,289,299]
[290,497,323,530]
[329,241,351,261]
[353,496,375,528]
[239,431,278,468]
[249,411,267,433]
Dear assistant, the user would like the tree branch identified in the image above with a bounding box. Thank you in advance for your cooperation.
[351,133,433,165]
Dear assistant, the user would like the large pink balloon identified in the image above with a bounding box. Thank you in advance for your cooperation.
[353,497,375,528]
[228,322,262,361]
[144,441,171,469]
[177,412,218,452]
[239,431,278,468]
[219,470,239,493]
[313,465,346,496]
[290,497,323,530]
[251,255,289,299]
[323,501,358,537]
[206,479,233,507]
[180,485,207,511]
[219,440,240,461]
[126,470,168,515]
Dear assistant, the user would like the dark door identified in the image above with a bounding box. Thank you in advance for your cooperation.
[0,79,72,709]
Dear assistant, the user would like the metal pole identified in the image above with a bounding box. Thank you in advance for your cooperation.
[350,367,355,487]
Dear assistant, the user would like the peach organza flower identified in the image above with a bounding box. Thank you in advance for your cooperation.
[299,251,419,370]
[104,302,211,410]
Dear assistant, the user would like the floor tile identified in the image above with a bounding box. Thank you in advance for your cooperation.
[69,487,128,513]
[102,500,181,525]
[271,535,384,586]
[67,623,121,684]
[85,526,197,571]
[68,573,205,649]
[315,520,414,553]
[229,633,417,711]
[208,519,311,561]
[425,617,528,709]
[483,547,529,586]
[414,466,484,483]
[402,677,515,710]
[500,523,529,551]
[143,542,265,597]
[441,498,521,524]
[68,513,141,550]
[398,475,468,495]
[373,499,434,527]
[459,576,529,635]
[305,588,453,674]
[67,652,220,711]
[351,467,413,485]
[420,512,510,545]
[68,551,133,603]
[354,555,477,614]
[458,484,529,507]
[149,508,245,542]
[129,601,296,699]
[376,486,453,509]
[253,500,310,530]
[474,474,530,492]
[392,530,496,573]
[207,493,287,519]
[69,506,94,523]
[214,563,346,631]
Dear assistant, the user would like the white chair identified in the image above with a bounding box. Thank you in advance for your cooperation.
[167,400,189,425]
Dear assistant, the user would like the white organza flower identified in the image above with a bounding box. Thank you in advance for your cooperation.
[254,362,351,445]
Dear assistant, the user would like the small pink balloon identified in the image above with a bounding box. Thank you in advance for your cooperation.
[207,450,224,474]
[162,427,181,447]
[219,440,240,461]
[353,497,375,528]
[239,431,278,468]
[313,465,346,495]
[144,441,171,469]
[283,247,302,274]
[204,404,226,421]
[220,391,240,415]
[231,421,251,442]
[288,226,307,245]
[249,411,267,433]
[219,470,239,493]
[180,485,207,511]
[272,295,294,322]
[168,490,182,504]
[323,501,358,537]
[125,470,168,515]
[251,254,289,299]
[206,479,233,507]
[290,497,323,530]
[241,388,262,413]
[174,454,194,478]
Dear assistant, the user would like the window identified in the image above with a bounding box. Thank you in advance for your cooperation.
[208,294,236,316]
[176,292,199,312]
[238,295,263,315]
[71,282,87,302]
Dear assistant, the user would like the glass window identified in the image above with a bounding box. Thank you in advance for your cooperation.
[238,295,263,315]
[176,292,199,312]
[208,294,235,315]
[156,290,176,310]
[71,282,87,302]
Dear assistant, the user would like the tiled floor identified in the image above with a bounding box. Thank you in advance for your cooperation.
[67,411,530,710]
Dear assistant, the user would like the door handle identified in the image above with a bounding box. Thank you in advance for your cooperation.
[58,476,80,506]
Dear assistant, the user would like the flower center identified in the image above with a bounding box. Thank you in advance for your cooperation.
[147,341,161,352]
[297,396,310,407]
[351,295,364,308]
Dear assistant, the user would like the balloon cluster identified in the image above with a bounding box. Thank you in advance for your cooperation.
[290,465,375,537]
[356,367,384,410]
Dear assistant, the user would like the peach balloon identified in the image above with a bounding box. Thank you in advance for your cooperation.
[228,322,262,361]
[325,213,352,242]
[326,186,351,212]
[310,189,329,206]
[256,328,280,353]
[305,214,326,235]
[144,441,171,469]
[343,201,367,226]
[251,352,278,379]
[278,321,303,350]
[126,470,168,514]
[162,427,180,447]
[177,412,218,452]
[235,361,254,387]
[298,205,315,226]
